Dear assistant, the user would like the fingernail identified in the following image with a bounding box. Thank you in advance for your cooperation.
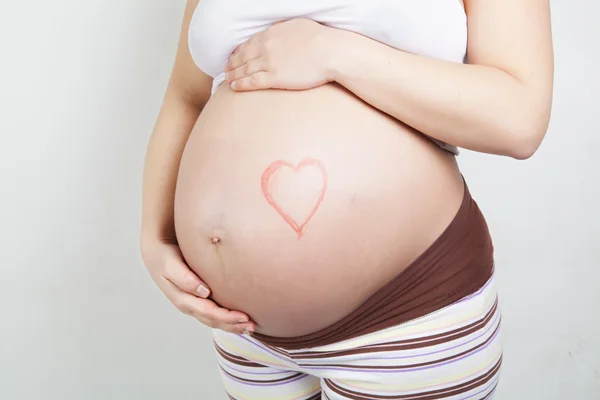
[238,317,249,323]
[231,81,237,89]
[243,327,254,335]
[196,284,210,298]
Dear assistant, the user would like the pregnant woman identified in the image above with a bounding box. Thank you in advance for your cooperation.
[141,0,554,398]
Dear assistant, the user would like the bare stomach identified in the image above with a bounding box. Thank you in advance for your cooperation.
[174,83,465,337]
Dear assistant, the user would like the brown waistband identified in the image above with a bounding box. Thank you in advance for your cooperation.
[252,179,495,350]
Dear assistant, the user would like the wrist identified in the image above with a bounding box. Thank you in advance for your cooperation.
[140,228,176,251]
[319,27,351,83]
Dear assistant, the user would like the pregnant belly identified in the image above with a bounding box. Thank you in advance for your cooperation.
[174,83,465,337]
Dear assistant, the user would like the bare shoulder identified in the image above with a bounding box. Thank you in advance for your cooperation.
[168,0,212,106]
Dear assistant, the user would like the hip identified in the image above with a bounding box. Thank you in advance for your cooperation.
[212,270,502,399]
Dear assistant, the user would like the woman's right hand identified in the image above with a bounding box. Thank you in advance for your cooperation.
[141,239,256,335]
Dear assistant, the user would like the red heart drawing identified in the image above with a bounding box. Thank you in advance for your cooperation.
[261,158,328,239]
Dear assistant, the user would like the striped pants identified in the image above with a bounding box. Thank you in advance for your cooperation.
[212,274,502,400]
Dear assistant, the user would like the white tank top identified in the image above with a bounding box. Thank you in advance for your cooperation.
[188,0,466,155]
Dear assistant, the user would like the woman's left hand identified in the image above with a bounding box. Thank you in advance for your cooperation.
[224,18,335,92]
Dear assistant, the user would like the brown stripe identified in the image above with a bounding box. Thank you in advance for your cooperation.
[293,297,498,360]
[414,356,502,400]
[214,341,268,368]
[481,384,499,400]
[301,316,501,371]
[260,341,291,358]
[324,355,502,400]
[219,364,305,384]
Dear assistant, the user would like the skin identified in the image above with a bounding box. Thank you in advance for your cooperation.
[141,0,554,334]
[141,0,256,335]
[261,158,328,239]
[225,0,554,159]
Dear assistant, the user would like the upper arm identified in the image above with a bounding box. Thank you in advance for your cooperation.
[168,0,212,106]
[464,0,554,124]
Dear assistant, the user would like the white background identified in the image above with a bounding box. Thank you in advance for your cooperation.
[1,1,598,399]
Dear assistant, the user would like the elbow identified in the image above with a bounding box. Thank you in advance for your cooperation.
[507,132,542,160]
[506,91,553,160]
[504,113,550,160]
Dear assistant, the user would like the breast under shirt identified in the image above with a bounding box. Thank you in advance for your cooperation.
[188,0,467,155]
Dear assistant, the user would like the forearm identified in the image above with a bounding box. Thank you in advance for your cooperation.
[141,86,203,248]
[327,30,550,159]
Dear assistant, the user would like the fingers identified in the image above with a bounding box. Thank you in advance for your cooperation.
[230,71,272,91]
[189,296,256,333]
[225,32,276,91]
[164,263,210,298]
[225,58,268,83]
[163,258,211,299]
[225,40,262,72]
[163,279,256,335]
